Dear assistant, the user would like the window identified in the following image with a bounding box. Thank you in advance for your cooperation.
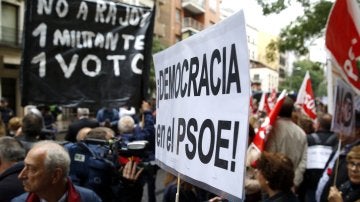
[175,9,181,23]
[209,0,217,11]
[280,56,286,66]
[1,2,19,45]
[253,74,260,81]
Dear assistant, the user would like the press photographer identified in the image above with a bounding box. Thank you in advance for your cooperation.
[116,100,157,202]
[64,127,144,202]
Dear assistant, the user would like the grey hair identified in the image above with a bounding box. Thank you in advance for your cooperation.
[118,115,135,134]
[77,108,89,117]
[32,141,70,179]
[0,136,25,162]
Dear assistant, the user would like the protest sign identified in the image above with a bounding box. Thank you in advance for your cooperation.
[153,11,250,201]
[21,0,155,107]
[325,0,360,94]
[306,145,332,169]
[332,78,355,135]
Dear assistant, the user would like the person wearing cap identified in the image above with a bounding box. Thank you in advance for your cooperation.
[65,108,99,143]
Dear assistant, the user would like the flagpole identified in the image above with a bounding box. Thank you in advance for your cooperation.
[327,57,334,115]
[333,139,342,186]
[175,173,180,202]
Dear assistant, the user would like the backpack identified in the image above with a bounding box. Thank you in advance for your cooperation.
[64,142,117,201]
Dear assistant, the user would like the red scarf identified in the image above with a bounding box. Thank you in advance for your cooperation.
[26,178,81,202]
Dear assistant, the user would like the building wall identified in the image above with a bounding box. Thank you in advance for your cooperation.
[246,24,258,61]
[156,0,221,46]
[257,31,280,71]
[250,67,279,92]
[0,0,24,116]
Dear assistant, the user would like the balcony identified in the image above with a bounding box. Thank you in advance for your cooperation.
[182,17,204,33]
[0,26,22,48]
[182,0,205,14]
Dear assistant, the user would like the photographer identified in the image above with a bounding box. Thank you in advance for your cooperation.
[117,100,156,202]
[65,127,144,202]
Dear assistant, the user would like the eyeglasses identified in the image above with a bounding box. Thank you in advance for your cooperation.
[347,161,360,170]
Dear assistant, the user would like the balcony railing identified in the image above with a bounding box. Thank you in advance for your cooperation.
[182,0,205,14]
[0,26,22,47]
[182,17,204,32]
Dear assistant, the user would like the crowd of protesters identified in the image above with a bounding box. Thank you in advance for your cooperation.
[0,94,360,202]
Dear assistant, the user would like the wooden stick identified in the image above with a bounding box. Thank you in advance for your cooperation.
[333,140,342,186]
[176,173,180,202]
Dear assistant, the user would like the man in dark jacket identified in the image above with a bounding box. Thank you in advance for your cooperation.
[0,136,26,201]
[65,108,99,142]
[298,113,338,202]
[12,140,101,202]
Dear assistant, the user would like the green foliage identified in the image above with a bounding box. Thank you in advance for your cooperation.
[257,0,333,55]
[148,37,167,97]
[279,59,326,97]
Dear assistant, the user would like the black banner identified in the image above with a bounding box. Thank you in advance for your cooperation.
[21,0,155,108]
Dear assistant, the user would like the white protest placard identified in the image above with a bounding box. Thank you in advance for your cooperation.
[332,78,355,135]
[306,145,333,169]
[153,11,250,201]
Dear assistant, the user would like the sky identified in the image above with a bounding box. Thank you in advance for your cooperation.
[220,0,327,64]
[220,0,304,35]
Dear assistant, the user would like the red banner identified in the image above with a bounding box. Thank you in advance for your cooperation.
[326,0,360,93]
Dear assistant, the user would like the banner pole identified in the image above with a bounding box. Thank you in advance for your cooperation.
[327,57,334,115]
[333,140,342,186]
[176,173,180,202]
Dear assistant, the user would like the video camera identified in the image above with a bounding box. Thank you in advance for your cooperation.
[82,138,150,167]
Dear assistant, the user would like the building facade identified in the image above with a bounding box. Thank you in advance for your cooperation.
[0,0,24,116]
[152,0,222,47]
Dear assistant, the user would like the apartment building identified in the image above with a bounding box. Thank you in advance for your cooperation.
[152,0,222,47]
[0,0,24,116]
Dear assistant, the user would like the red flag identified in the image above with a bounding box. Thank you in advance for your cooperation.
[258,92,270,114]
[295,71,317,120]
[326,0,360,93]
[267,89,277,111]
[250,96,254,114]
[264,93,271,114]
[246,90,287,165]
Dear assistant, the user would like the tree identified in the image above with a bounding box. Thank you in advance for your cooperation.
[148,37,167,97]
[279,59,325,97]
[257,0,333,56]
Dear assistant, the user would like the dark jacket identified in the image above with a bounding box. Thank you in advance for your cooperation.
[0,162,25,202]
[264,191,299,202]
[303,131,337,189]
[65,118,99,142]
[320,140,360,202]
[339,180,360,202]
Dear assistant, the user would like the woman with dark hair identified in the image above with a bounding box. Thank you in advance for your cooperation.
[255,152,299,202]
